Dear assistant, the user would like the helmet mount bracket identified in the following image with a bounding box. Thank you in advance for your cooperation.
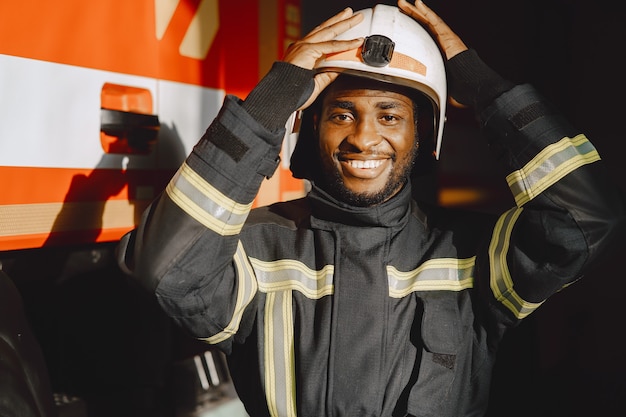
[361,35,395,67]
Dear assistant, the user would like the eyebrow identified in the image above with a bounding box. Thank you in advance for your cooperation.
[327,100,409,110]
[327,100,355,110]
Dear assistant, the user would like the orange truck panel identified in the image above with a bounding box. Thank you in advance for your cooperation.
[0,0,304,251]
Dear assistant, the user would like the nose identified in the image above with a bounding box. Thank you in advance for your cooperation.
[345,117,382,151]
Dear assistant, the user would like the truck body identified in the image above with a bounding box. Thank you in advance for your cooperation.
[0,1,301,415]
[0,0,304,252]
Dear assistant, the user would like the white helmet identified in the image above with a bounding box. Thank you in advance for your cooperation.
[314,4,447,159]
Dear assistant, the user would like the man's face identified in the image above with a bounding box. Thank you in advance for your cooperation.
[315,79,418,207]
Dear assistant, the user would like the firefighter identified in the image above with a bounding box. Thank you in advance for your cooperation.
[117,1,626,415]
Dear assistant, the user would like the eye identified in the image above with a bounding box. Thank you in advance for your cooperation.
[380,114,401,124]
[330,112,354,124]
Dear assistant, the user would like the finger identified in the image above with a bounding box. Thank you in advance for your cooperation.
[397,0,428,25]
[284,37,363,69]
[283,10,363,69]
[398,0,449,34]
[398,0,467,59]
[306,7,355,38]
[304,11,364,43]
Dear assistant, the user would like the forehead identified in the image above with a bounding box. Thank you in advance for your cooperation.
[322,89,415,111]
[322,75,415,109]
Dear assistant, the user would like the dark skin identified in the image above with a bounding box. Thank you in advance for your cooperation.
[314,79,419,206]
[282,0,469,204]
[282,0,468,111]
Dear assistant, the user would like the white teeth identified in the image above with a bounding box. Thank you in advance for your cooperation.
[347,159,383,169]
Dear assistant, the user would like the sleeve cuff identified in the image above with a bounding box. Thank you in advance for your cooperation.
[446,49,515,112]
[242,62,315,132]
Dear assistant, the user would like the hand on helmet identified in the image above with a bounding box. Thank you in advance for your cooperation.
[397,0,467,60]
[282,7,364,110]
[398,0,469,108]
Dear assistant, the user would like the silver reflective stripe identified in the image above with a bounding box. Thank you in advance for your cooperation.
[387,257,475,298]
[489,207,543,318]
[252,258,334,299]
[251,259,334,416]
[507,134,600,206]
[200,241,258,344]
[166,162,252,235]
[264,290,296,417]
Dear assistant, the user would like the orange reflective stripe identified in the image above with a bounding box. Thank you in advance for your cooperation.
[324,47,427,76]
[0,166,169,250]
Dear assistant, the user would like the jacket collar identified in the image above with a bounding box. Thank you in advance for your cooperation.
[308,182,414,230]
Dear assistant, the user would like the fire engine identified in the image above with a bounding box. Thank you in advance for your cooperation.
[0,1,302,416]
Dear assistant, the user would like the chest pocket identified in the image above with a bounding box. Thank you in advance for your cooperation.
[407,292,471,417]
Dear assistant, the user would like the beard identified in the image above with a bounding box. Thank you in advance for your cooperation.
[317,145,419,207]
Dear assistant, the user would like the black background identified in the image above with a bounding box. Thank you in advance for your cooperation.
[301,1,626,416]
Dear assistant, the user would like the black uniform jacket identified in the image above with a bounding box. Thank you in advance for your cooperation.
[117,51,626,416]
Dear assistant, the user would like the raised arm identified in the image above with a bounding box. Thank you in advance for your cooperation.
[400,0,626,321]
[116,8,365,351]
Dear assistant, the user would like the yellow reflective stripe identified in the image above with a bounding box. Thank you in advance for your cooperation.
[489,207,543,319]
[252,259,331,415]
[264,292,278,417]
[251,258,334,299]
[166,162,252,235]
[200,241,258,344]
[507,135,600,206]
[387,257,475,298]
[264,291,296,417]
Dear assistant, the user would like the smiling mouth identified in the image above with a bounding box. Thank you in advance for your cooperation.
[345,159,385,169]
